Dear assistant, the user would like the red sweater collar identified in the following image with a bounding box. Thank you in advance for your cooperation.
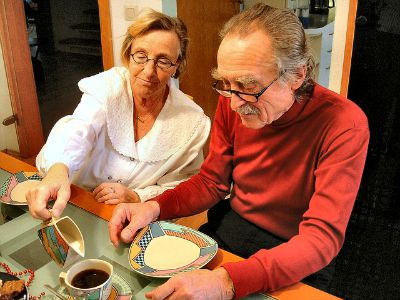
[270,84,317,127]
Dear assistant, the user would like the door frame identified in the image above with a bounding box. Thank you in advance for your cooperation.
[98,0,114,70]
[0,0,113,158]
[340,0,358,96]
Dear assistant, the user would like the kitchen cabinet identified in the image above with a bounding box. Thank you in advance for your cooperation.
[243,0,310,10]
[305,21,335,87]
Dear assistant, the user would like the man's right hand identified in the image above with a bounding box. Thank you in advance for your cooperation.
[26,163,70,220]
[108,201,160,247]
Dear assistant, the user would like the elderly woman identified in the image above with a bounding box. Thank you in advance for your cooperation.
[27,9,210,220]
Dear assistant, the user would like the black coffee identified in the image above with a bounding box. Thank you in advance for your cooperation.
[71,269,109,289]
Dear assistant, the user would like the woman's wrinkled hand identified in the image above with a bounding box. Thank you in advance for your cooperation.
[93,183,141,205]
[26,163,70,220]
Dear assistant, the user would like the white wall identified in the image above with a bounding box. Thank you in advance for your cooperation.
[109,0,163,66]
[0,43,19,152]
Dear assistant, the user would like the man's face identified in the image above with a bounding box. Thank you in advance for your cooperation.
[214,30,296,129]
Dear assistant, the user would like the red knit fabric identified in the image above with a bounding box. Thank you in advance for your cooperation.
[155,84,369,298]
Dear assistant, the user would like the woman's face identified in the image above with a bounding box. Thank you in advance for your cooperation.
[129,30,180,99]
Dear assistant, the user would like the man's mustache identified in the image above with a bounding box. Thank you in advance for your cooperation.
[235,103,260,115]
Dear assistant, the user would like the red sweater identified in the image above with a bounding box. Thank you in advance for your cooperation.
[154,84,369,298]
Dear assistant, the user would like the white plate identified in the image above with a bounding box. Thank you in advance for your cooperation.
[129,221,218,278]
[0,172,42,205]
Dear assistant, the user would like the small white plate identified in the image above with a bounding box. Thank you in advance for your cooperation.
[129,221,218,278]
[0,172,42,205]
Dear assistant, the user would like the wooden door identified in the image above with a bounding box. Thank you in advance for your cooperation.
[177,1,240,138]
[0,0,44,158]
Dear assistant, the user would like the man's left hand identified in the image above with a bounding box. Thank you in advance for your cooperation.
[145,268,235,300]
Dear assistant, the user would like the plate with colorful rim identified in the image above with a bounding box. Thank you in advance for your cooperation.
[0,271,29,299]
[0,172,42,205]
[128,221,218,278]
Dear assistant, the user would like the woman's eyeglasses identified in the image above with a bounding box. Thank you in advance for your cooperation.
[130,51,177,70]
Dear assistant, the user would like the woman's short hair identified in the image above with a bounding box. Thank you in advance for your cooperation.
[120,9,189,78]
[220,3,315,100]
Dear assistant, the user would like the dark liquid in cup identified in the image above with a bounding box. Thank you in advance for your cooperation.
[71,269,109,289]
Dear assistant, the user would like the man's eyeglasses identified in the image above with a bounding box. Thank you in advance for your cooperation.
[212,76,280,103]
[130,51,177,70]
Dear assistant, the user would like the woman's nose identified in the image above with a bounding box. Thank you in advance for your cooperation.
[143,60,157,74]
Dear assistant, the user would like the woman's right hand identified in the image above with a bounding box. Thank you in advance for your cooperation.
[26,163,71,220]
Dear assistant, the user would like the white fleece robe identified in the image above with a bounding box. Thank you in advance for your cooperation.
[36,67,211,201]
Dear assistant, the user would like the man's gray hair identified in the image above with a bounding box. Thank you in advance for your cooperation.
[220,3,315,101]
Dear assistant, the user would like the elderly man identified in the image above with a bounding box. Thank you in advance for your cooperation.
[109,4,369,299]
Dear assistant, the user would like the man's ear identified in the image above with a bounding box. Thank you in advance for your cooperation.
[290,65,307,90]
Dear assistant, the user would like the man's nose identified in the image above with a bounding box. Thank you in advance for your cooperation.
[230,93,247,111]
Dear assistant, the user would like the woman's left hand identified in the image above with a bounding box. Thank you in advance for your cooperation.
[93,183,141,205]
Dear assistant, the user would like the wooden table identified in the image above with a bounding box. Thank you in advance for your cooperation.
[0,151,341,299]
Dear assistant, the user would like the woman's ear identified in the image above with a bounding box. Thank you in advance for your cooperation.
[290,65,307,90]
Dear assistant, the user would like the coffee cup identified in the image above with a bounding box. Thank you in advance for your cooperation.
[38,216,85,268]
[59,259,113,300]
